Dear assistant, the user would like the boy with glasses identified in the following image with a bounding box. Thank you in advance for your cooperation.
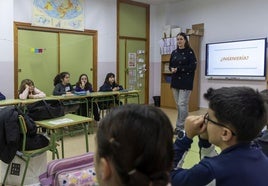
[171,86,268,186]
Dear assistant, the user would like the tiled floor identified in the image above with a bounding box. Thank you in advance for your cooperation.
[46,107,208,166]
[0,107,208,185]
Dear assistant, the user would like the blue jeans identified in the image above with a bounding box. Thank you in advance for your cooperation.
[172,88,191,129]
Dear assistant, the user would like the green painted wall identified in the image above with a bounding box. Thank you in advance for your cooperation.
[118,2,147,104]
[60,33,93,85]
[119,3,146,38]
[18,30,93,96]
[18,30,58,96]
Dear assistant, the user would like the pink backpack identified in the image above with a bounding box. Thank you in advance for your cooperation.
[39,152,98,186]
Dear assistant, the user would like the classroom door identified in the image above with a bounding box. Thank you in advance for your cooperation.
[18,30,58,96]
[118,1,149,104]
[119,39,146,104]
[59,33,94,85]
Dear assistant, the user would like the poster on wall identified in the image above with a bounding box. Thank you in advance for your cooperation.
[128,69,137,90]
[32,0,84,31]
[128,53,137,68]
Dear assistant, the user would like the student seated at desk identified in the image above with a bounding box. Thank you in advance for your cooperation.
[75,73,100,121]
[99,72,123,92]
[0,92,6,100]
[18,79,46,99]
[95,104,173,186]
[53,72,74,96]
[99,72,123,107]
[75,74,93,93]
[171,87,268,186]
[53,72,79,114]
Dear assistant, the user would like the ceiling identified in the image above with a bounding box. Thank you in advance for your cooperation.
[133,0,183,5]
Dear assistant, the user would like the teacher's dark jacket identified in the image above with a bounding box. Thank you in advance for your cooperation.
[169,47,197,90]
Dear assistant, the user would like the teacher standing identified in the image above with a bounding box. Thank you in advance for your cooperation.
[169,32,197,133]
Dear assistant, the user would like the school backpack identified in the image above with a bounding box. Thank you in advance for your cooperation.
[39,152,98,186]
[27,99,65,121]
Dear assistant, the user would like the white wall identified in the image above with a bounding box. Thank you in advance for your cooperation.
[84,0,117,86]
[150,0,268,108]
[149,4,169,103]
[0,0,14,98]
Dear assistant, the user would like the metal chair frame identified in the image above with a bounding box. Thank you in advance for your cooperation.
[2,115,59,186]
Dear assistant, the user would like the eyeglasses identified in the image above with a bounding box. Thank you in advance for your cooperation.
[204,113,236,136]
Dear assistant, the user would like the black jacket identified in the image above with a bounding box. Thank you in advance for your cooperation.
[99,82,123,92]
[0,106,20,163]
[169,47,197,90]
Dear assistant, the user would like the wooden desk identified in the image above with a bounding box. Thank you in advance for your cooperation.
[50,95,88,101]
[116,90,140,104]
[18,97,59,113]
[19,98,42,105]
[35,114,92,159]
[0,99,20,107]
[51,95,89,116]
[87,91,117,122]
[19,97,58,105]
[88,91,118,100]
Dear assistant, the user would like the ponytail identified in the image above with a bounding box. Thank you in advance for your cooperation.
[53,74,61,86]
[53,72,70,86]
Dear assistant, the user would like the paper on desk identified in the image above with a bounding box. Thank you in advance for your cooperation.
[48,118,74,125]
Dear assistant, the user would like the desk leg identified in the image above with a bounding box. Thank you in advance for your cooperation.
[137,93,140,104]
[118,93,140,104]
[51,130,57,160]
[83,122,89,152]
[53,129,64,158]
[59,129,64,158]
[91,99,94,119]
[85,98,89,117]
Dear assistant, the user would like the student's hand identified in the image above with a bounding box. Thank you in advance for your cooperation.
[113,87,119,91]
[28,94,34,99]
[185,115,207,139]
[199,114,209,140]
[25,84,29,89]
[65,92,74,96]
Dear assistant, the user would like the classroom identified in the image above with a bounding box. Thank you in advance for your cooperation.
[1,0,267,106]
[1,0,268,185]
